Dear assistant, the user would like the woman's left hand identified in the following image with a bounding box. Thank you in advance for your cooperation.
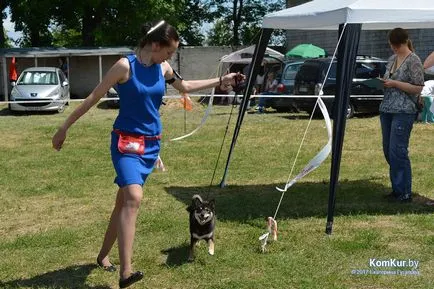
[383,79,397,88]
[222,73,245,87]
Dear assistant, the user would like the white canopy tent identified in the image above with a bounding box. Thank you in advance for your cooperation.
[262,0,434,30]
[220,45,284,64]
[221,0,434,234]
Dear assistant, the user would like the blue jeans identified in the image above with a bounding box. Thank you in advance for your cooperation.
[380,112,415,199]
[258,92,278,109]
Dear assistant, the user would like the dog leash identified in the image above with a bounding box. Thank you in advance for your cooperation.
[206,74,242,199]
[201,73,279,252]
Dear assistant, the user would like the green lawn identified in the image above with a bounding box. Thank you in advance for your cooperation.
[0,101,433,289]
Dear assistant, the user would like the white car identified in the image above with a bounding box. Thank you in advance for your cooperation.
[9,67,70,112]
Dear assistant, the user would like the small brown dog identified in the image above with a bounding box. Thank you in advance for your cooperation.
[186,195,215,261]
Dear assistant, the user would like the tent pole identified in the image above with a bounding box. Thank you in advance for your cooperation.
[220,28,273,188]
[326,23,361,234]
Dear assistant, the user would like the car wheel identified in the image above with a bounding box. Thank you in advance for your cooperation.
[57,105,65,113]
[346,103,355,119]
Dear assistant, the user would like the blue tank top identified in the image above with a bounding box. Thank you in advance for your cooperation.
[113,54,165,135]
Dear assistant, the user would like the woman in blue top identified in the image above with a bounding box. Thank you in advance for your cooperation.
[379,28,424,203]
[52,20,241,288]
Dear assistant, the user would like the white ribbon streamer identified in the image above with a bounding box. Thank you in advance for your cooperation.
[258,24,347,253]
[274,23,347,195]
[276,97,332,192]
[170,62,224,141]
[170,87,215,141]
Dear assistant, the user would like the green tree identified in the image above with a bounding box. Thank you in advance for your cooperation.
[206,0,285,46]
[1,3,8,48]
[51,0,111,47]
[51,27,82,47]
[49,0,212,47]
[7,0,282,48]
[206,19,231,46]
[9,0,54,47]
[176,0,214,45]
[95,0,183,47]
[1,2,19,48]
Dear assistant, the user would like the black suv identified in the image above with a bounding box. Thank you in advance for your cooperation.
[270,56,387,118]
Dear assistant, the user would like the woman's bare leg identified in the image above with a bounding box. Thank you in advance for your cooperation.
[117,184,143,279]
[97,188,124,266]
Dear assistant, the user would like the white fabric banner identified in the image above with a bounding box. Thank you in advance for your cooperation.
[276,97,332,192]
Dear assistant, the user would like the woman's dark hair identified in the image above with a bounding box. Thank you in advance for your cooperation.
[388,27,414,52]
[138,20,179,48]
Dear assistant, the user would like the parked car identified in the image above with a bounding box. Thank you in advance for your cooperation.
[105,86,120,108]
[9,67,70,113]
[270,56,387,118]
[267,60,305,112]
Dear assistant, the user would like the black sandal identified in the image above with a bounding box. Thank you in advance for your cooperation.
[119,271,144,288]
[96,257,117,272]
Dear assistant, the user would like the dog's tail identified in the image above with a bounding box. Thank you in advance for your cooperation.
[187,194,204,212]
[192,194,203,203]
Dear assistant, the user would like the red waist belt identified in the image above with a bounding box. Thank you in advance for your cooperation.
[113,129,161,155]
[113,129,162,140]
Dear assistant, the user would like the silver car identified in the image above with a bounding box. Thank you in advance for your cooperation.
[9,67,70,112]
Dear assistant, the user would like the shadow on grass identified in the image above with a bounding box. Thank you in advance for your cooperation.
[0,264,110,289]
[274,111,379,121]
[165,178,434,224]
[0,107,59,117]
[353,112,379,119]
[96,100,119,110]
[276,113,311,120]
[160,243,191,267]
[0,107,13,116]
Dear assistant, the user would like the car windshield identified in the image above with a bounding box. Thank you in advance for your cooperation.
[18,71,58,85]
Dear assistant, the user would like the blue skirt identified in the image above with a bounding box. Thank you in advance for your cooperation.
[110,131,161,187]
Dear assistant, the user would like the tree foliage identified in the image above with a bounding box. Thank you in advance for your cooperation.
[175,0,214,45]
[50,0,212,47]
[1,2,8,48]
[9,0,55,47]
[2,0,285,47]
[206,0,285,46]
[206,19,231,46]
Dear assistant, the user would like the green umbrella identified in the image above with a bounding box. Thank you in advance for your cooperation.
[286,44,327,58]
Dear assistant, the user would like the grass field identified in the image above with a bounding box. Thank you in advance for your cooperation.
[0,100,433,289]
